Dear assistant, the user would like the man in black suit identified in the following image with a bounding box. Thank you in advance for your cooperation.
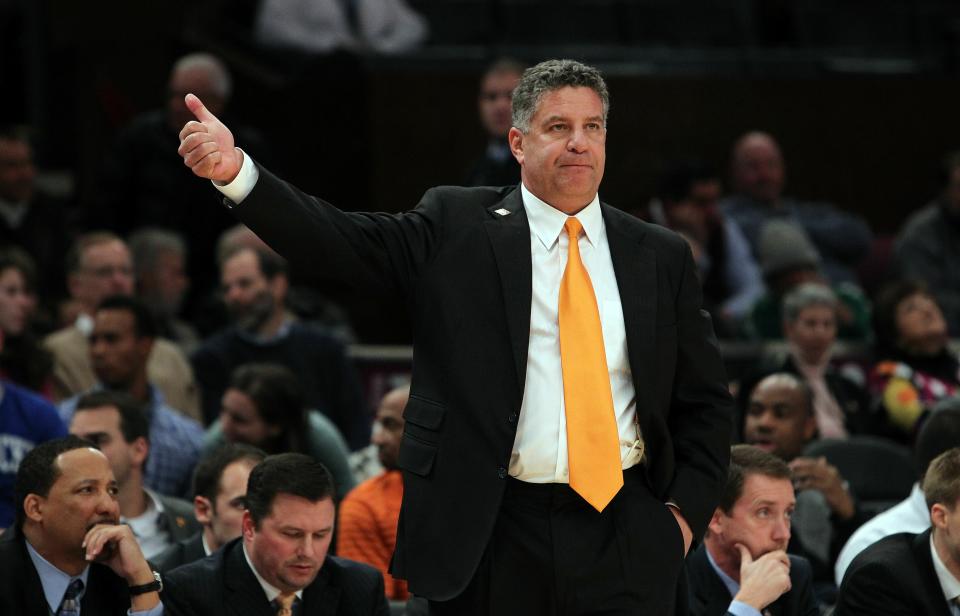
[156,443,266,573]
[163,453,388,615]
[177,59,734,614]
[688,444,818,616]
[835,447,960,615]
[0,436,163,615]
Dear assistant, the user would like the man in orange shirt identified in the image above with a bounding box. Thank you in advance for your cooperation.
[337,385,409,600]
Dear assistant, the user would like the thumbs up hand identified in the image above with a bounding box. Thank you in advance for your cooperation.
[733,544,792,611]
[177,93,243,184]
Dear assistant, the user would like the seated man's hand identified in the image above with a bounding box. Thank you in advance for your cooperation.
[668,505,693,556]
[733,545,791,611]
[177,94,243,184]
[788,456,855,519]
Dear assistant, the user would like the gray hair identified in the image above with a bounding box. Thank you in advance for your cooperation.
[171,53,232,100]
[128,227,187,277]
[511,59,609,133]
[782,282,838,324]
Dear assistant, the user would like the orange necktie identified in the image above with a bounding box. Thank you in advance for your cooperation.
[275,593,296,616]
[559,217,623,512]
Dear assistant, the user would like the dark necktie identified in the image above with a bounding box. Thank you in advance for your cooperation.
[57,578,84,616]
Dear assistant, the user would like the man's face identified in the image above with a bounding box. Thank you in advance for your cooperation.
[0,137,35,203]
[732,135,785,205]
[509,86,606,214]
[896,292,948,356]
[221,250,279,332]
[167,66,225,133]
[371,388,408,469]
[784,304,837,365]
[665,179,722,243]
[479,70,521,139]
[31,447,120,555]
[709,473,795,567]
[0,266,31,336]
[199,459,256,550]
[70,406,144,488]
[71,240,135,311]
[244,494,335,593]
[220,388,276,447]
[744,377,816,461]
[141,249,188,317]
[90,309,150,388]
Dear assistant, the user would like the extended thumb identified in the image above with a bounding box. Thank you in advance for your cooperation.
[185,93,216,123]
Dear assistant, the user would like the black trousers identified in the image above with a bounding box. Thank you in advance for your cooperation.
[429,465,687,616]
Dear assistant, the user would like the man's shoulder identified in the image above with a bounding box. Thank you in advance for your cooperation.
[1,381,57,414]
[424,184,517,207]
[323,554,386,589]
[849,531,919,570]
[43,326,84,352]
[157,494,199,524]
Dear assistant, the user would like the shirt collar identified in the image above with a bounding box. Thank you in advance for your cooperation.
[121,489,164,525]
[25,538,91,614]
[705,544,740,599]
[520,183,602,251]
[931,531,960,604]
[75,313,95,337]
[242,542,304,602]
[909,483,928,518]
[236,317,295,345]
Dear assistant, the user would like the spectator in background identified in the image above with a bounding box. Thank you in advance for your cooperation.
[894,150,960,336]
[128,227,199,354]
[155,443,266,573]
[834,448,960,615]
[338,385,409,600]
[44,232,200,417]
[649,160,763,336]
[721,131,872,285]
[97,53,261,310]
[741,283,874,439]
[191,246,366,446]
[687,444,817,616]
[0,126,73,303]
[0,326,66,531]
[835,400,960,584]
[747,220,871,341]
[869,280,960,444]
[463,59,524,188]
[68,390,200,560]
[203,363,356,498]
[58,295,205,497]
[0,249,55,397]
[742,373,871,597]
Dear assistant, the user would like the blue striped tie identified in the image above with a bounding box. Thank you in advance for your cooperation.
[57,579,84,616]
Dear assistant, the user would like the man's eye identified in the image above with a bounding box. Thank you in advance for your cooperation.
[550,124,566,131]
[756,508,769,518]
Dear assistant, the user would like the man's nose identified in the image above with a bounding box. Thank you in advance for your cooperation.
[772,515,791,541]
[567,128,588,152]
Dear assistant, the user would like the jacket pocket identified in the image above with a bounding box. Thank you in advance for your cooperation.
[398,433,438,477]
[404,395,446,430]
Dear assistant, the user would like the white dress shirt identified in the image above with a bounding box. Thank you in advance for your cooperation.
[216,162,643,484]
[243,543,304,602]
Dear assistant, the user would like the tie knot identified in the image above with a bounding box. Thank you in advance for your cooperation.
[275,592,297,615]
[564,217,583,239]
[64,579,84,600]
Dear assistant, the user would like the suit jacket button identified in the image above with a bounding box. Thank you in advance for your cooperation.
[497,466,507,479]
[507,413,517,424]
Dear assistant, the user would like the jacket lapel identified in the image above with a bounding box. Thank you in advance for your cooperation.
[913,529,954,616]
[224,541,274,616]
[603,206,656,407]
[301,562,339,616]
[483,189,532,394]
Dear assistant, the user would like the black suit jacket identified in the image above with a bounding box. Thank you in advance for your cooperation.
[0,527,133,616]
[234,167,734,600]
[157,493,202,542]
[686,544,818,616]
[155,531,206,573]
[834,529,953,616]
[162,537,388,616]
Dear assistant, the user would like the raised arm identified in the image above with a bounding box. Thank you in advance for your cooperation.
[177,94,244,184]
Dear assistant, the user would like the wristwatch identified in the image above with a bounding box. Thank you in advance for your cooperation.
[129,571,163,596]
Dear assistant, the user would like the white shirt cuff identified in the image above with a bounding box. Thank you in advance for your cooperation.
[213,148,259,205]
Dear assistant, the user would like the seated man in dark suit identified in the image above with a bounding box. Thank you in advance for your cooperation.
[835,447,960,615]
[0,436,163,615]
[155,443,266,573]
[163,453,388,615]
[688,444,818,616]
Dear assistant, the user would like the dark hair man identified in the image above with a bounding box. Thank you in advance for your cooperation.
[0,436,162,614]
[69,390,200,560]
[59,295,205,498]
[162,453,388,615]
[155,443,266,573]
[463,58,525,187]
[178,58,733,614]
[688,444,817,615]
[836,447,960,615]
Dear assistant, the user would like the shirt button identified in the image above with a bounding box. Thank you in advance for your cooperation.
[507,413,517,424]
[497,466,507,479]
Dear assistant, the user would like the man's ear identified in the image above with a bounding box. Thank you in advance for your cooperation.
[241,510,256,541]
[23,494,44,524]
[194,496,213,526]
[931,503,948,530]
[706,507,725,537]
[130,436,149,468]
[508,127,524,164]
